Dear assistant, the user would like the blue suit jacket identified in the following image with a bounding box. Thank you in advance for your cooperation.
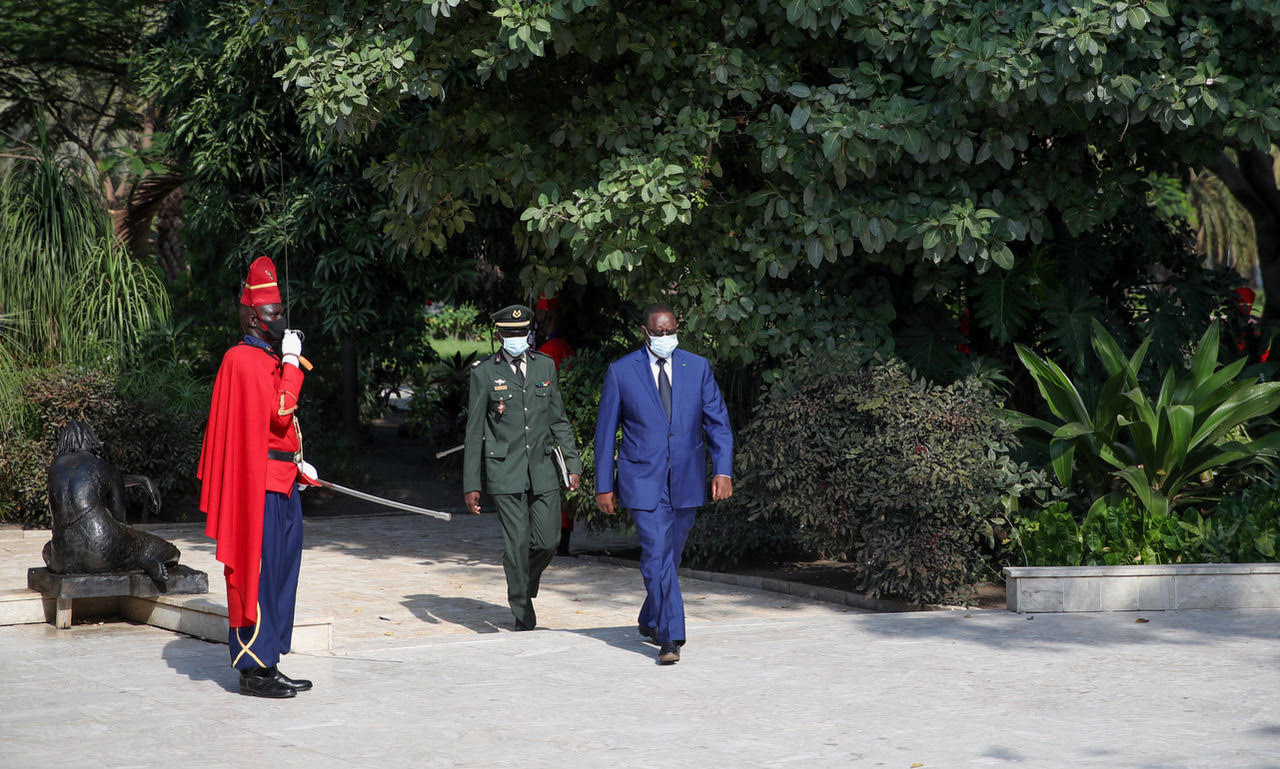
[595,347,734,511]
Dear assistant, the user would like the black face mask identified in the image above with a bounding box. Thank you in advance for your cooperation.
[257,313,288,343]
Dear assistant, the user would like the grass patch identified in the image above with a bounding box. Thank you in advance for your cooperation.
[430,336,493,362]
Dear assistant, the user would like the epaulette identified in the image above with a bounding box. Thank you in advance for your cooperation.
[471,359,483,368]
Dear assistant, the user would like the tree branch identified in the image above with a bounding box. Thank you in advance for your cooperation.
[1208,151,1272,222]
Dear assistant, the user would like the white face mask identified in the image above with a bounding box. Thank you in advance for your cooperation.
[503,335,531,358]
[647,332,678,359]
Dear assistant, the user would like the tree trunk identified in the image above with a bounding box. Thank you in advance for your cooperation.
[342,335,360,441]
[1210,149,1280,322]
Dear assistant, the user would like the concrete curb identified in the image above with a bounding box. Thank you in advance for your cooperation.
[579,554,937,613]
[1005,563,1280,612]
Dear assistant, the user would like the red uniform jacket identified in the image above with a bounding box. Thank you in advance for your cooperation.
[197,339,304,626]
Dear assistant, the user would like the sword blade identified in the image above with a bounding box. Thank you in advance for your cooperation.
[317,480,452,521]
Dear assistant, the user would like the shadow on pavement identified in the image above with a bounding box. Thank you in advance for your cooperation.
[161,637,237,693]
[561,624,656,660]
[400,592,506,633]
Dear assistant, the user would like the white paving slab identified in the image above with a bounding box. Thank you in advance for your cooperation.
[2,608,1278,768]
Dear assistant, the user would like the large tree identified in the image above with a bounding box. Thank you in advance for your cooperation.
[136,1,454,437]
[0,0,187,276]
[247,0,1280,373]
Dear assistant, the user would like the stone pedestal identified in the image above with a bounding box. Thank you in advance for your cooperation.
[27,565,208,628]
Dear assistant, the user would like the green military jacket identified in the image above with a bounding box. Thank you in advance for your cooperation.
[463,350,583,495]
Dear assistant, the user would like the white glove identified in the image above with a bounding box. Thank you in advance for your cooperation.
[282,329,303,358]
[297,461,320,489]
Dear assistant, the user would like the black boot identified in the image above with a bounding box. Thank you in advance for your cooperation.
[271,666,313,692]
[239,666,296,698]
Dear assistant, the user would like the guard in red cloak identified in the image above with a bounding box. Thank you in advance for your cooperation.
[197,256,319,699]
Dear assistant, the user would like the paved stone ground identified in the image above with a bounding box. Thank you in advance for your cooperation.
[3,510,1280,768]
[4,608,1280,768]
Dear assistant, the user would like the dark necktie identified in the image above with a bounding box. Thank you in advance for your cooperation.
[657,357,672,421]
[514,356,526,385]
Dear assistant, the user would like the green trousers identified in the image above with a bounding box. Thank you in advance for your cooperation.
[492,488,560,629]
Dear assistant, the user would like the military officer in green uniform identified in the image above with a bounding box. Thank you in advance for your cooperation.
[463,304,583,630]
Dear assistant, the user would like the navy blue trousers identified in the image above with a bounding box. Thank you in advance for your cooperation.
[228,488,303,670]
[631,484,697,644]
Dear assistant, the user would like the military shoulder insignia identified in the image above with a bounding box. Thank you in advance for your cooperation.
[471,359,482,368]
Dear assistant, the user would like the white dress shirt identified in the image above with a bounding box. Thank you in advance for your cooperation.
[646,345,674,392]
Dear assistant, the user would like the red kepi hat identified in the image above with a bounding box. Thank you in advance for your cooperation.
[239,256,283,306]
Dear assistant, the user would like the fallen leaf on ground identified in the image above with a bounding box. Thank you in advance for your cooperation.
[1135,617,1149,623]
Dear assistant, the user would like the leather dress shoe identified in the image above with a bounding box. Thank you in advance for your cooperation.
[239,667,296,698]
[638,625,659,644]
[657,642,680,665]
[272,667,312,692]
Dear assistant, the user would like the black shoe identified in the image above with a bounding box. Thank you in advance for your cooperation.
[657,642,680,665]
[272,667,312,692]
[514,622,535,631]
[239,668,297,698]
[638,625,659,644]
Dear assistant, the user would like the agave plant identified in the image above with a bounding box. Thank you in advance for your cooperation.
[1016,320,1280,522]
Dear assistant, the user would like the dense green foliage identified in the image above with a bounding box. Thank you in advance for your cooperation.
[0,148,170,366]
[707,351,1036,603]
[1012,320,1280,565]
[251,0,1280,379]
[0,0,172,230]
[0,142,203,526]
[0,367,203,526]
[1014,484,1280,566]
[135,1,458,435]
[552,346,626,531]
[1017,322,1280,519]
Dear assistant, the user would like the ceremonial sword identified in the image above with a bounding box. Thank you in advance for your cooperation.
[316,479,453,521]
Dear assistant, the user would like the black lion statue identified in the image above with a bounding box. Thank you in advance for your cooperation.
[42,420,181,583]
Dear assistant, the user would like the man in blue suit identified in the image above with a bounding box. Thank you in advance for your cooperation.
[595,303,734,665]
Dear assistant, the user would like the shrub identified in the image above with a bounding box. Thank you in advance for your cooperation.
[683,495,803,573]
[404,350,479,452]
[555,347,624,532]
[0,366,203,526]
[1017,320,1280,518]
[1012,482,1280,566]
[423,302,487,341]
[1014,320,1280,564]
[727,352,1025,603]
[1199,483,1280,563]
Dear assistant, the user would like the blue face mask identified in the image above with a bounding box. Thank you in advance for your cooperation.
[648,332,678,359]
[503,335,531,358]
